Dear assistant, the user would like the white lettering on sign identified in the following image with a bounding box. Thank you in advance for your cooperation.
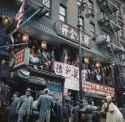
[56,21,79,42]
[55,21,91,47]
[69,28,79,41]
[53,61,115,96]
[61,24,69,36]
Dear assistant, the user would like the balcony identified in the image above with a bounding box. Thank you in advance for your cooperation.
[97,0,118,14]
[98,14,121,32]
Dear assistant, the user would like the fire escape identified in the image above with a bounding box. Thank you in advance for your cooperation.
[96,0,124,54]
[97,0,120,33]
[10,0,50,34]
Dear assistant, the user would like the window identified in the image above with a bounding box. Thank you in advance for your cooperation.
[89,22,95,36]
[77,0,82,6]
[42,0,51,16]
[59,5,66,22]
[78,16,84,29]
[86,0,94,16]
[119,7,125,39]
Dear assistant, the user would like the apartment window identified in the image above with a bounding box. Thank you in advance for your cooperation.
[90,22,95,36]
[77,0,82,6]
[59,5,66,22]
[119,7,125,39]
[79,16,84,29]
[43,0,51,16]
[86,0,94,16]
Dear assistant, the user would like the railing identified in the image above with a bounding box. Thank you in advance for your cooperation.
[98,13,120,28]
[97,0,118,13]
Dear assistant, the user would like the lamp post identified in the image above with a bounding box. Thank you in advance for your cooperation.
[78,0,86,104]
[77,1,87,122]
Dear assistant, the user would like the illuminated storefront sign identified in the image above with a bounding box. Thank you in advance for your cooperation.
[54,61,115,96]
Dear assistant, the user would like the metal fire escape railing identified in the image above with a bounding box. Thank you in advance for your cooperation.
[97,13,121,33]
[97,0,124,54]
[10,0,50,35]
[96,0,118,14]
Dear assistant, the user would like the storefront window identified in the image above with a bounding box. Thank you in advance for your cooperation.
[59,5,66,22]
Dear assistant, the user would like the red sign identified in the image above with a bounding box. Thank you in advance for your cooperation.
[83,82,115,97]
[15,49,25,66]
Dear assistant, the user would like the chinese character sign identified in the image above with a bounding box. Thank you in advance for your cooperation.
[15,48,30,67]
[55,21,79,43]
[55,21,91,47]
[54,62,79,90]
[15,49,25,66]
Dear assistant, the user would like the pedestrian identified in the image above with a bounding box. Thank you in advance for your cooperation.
[16,88,33,122]
[72,102,80,122]
[63,90,72,122]
[105,96,124,122]
[100,100,107,122]
[37,88,54,122]
[52,98,63,122]
[8,92,20,122]
[32,99,39,122]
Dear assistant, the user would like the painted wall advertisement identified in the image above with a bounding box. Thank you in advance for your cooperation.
[53,61,115,97]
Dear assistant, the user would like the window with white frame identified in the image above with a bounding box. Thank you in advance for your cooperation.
[59,5,66,22]
[43,0,51,16]
[89,22,95,36]
[77,0,82,6]
[86,0,94,16]
[79,16,84,29]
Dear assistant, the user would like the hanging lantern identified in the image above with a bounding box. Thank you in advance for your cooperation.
[22,33,29,42]
[3,16,10,25]
[96,62,101,68]
[41,41,47,49]
[84,57,89,64]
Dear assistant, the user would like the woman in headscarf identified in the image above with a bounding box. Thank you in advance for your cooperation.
[105,96,124,122]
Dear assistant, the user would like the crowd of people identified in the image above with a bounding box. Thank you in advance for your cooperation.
[6,87,125,122]
[8,88,61,122]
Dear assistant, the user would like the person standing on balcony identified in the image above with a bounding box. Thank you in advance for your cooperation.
[37,42,51,70]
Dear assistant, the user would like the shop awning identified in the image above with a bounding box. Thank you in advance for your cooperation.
[28,76,47,86]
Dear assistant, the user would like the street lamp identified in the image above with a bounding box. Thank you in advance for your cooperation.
[96,62,101,68]
[84,57,90,64]
[41,41,47,49]
[22,33,29,42]
[78,0,87,102]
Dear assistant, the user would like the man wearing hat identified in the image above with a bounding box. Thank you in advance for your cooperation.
[16,88,33,122]
[37,88,54,122]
